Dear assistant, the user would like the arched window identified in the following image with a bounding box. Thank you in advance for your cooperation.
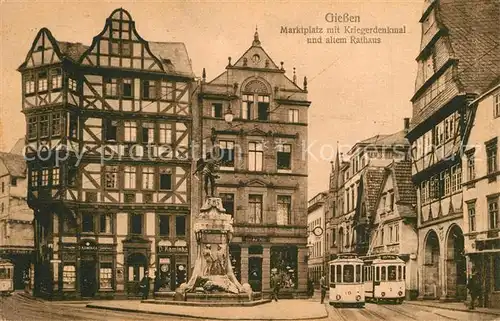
[241,79,270,121]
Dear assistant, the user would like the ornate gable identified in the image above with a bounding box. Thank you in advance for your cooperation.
[20,28,63,69]
[232,29,280,70]
[79,8,163,71]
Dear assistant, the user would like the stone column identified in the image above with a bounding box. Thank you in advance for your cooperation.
[240,245,249,284]
[262,245,271,292]
[297,246,308,293]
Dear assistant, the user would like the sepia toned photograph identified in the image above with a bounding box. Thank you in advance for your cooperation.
[0,0,499,320]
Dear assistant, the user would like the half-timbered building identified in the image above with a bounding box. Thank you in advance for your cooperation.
[406,0,499,301]
[18,8,195,299]
[196,30,310,297]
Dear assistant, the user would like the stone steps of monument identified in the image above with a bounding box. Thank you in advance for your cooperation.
[153,291,263,302]
[142,298,271,307]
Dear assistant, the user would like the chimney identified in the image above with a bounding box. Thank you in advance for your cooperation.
[404,118,410,131]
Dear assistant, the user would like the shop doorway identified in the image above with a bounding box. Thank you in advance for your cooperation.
[158,256,188,291]
[126,253,148,295]
[80,260,97,297]
[248,257,262,291]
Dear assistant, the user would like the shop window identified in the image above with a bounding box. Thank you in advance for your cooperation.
[82,213,94,233]
[175,216,186,237]
[277,144,291,170]
[99,264,113,289]
[62,265,76,289]
[270,246,298,289]
[99,214,112,234]
[159,215,169,236]
[220,193,234,216]
[277,195,291,225]
[159,168,172,190]
[211,103,222,118]
[129,213,143,235]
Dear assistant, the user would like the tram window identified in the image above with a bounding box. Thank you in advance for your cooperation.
[0,268,10,279]
[388,266,397,281]
[398,266,402,281]
[403,266,406,280]
[336,265,342,283]
[356,265,361,282]
[381,266,386,280]
[330,265,335,283]
[376,267,380,281]
[343,265,354,283]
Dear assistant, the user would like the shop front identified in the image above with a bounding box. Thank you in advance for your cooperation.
[156,240,189,291]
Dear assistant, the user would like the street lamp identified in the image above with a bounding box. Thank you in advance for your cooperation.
[224,106,234,124]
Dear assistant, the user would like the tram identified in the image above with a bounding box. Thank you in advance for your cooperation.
[328,253,365,307]
[0,259,14,296]
[363,255,405,304]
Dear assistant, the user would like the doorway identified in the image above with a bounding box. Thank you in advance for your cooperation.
[126,253,148,295]
[248,257,262,291]
[80,260,97,297]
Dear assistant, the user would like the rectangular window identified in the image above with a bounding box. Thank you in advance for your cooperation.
[248,194,263,224]
[159,123,172,144]
[389,226,393,243]
[277,144,291,170]
[67,167,78,187]
[212,103,223,118]
[82,213,94,233]
[31,170,38,187]
[24,72,35,94]
[257,95,270,120]
[41,169,49,186]
[142,166,155,190]
[28,117,37,140]
[62,265,76,289]
[395,224,399,242]
[104,78,119,97]
[110,40,120,55]
[494,93,500,118]
[50,68,62,89]
[51,113,62,136]
[444,170,451,195]
[99,265,113,289]
[175,216,186,237]
[219,141,235,167]
[69,114,78,139]
[68,78,77,91]
[124,166,136,189]
[486,143,498,174]
[99,214,112,233]
[488,197,499,230]
[159,215,169,236]
[159,168,172,190]
[288,109,299,123]
[248,142,263,171]
[160,81,173,100]
[122,79,133,98]
[124,121,137,142]
[38,70,48,92]
[40,115,50,138]
[130,213,143,235]
[241,94,253,120]
[142,80,157,99]
[142,122,154,144]
[52,167,60,186]
[220,193,235,216]
[104,119,117,141]
[468,202,476,232]
[104,166,119,189]
[467,152,476,181]
[121,42,132,56]
[277,195,291,225]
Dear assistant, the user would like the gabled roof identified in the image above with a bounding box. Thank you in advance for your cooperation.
[349,130,409,155]
[363,167,386,213]
[56,41,89,62]
[0,152,26,178]
[438,0,500,95]
[147,42,195,78]
[391,160,417,205]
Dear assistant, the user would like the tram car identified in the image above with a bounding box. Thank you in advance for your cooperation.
[328,253,365,307]
[363,255,405,304]
[0,259,14,296]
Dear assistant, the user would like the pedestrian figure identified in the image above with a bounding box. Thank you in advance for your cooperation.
[271,272,281,302]
[23,272,30,294]
[153,270,162,297]
[320,274,327,304]
[307,278,314,298]
[140,271,151,300]
[467,270,481,310]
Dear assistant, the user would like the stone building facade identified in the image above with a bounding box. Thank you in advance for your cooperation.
[197,30,310,297]
[307,191,327,286]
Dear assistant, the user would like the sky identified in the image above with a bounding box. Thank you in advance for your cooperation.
[0,0,423,199]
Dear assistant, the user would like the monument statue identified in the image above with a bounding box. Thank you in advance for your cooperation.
[194,152,221,197]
